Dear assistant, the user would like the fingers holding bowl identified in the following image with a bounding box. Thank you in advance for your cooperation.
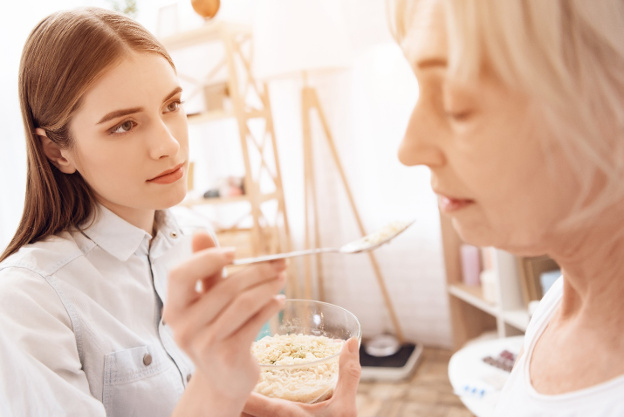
[251,300,361,405]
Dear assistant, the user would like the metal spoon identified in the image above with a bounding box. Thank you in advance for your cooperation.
[232,219,415,266]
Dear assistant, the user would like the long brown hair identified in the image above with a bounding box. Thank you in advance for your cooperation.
[1,7,175,261]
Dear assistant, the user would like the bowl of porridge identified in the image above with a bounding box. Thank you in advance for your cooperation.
[251,299,361,403]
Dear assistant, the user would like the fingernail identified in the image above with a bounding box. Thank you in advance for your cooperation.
[348,337,359,353]
[274,294,286,303]
[273,259,287,271]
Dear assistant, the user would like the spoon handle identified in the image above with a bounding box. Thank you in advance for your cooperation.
[232,247,338,265]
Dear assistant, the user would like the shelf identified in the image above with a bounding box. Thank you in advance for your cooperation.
[163,21,296,297]
[502,309,530,332]
[448,283,498,316]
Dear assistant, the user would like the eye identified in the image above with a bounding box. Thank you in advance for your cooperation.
[110,120,137,134]
[442,82,476,124]
[444,109,472,122]
[165,99,183,113]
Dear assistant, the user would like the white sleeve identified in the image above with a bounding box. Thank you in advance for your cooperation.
[0,268,106,416]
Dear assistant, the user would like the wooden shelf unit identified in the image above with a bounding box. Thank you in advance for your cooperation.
[160,22,296,293]
[440,214,528,350]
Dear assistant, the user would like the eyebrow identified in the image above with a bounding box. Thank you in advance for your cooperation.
[96,86,184,125]
[97,106,143,125]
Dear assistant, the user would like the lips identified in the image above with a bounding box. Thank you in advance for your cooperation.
[436,192,474,213]
[147,163,185,184]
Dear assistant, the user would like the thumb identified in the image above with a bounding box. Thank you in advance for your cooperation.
[331,337,361,406]
[192,231,217,253]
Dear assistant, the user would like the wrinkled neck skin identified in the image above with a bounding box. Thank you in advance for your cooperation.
[547,199,624,327]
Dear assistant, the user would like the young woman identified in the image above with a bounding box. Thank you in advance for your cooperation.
[0,7,359,416]
[390,0,624,415]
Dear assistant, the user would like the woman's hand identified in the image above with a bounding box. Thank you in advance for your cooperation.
[164,232,287,413]
[241,337,361,417]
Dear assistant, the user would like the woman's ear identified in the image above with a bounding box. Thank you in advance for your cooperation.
[35,128,77,174]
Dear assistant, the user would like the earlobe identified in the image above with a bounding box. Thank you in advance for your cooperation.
[36,128,77,174]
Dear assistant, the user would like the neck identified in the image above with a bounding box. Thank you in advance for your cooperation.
[97,200,156,236]
[131,210,156,236]
[548,206,624,321]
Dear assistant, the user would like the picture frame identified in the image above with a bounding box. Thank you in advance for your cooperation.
[517,255,559,306]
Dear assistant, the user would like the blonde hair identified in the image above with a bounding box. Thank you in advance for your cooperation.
[388,0,624,224]
[1,7,175,261]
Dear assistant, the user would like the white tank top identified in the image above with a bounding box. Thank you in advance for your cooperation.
[493,277,624,416]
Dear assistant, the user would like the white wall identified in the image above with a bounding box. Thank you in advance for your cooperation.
[0,0,453,348]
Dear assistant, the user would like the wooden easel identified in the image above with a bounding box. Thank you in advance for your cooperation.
[300,79,406,343]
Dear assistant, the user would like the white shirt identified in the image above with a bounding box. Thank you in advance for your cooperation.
[494,277,624,416]
[0,206,203,416]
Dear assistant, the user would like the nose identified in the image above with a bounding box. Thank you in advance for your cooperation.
[398,103,445,167]
[149,118,181,160]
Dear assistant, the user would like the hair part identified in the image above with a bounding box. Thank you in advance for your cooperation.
[1,7,175,261]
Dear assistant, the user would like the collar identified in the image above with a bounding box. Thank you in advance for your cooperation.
[150,210,186,260]
[80,205,183,262]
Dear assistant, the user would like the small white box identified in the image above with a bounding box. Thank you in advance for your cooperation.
[480,269,498,304]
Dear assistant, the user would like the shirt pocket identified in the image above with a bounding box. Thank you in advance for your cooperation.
[102,344,182,417]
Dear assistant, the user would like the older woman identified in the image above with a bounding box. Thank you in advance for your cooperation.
[389,0,624,415]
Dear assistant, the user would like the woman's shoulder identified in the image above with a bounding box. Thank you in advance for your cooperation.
[0,234,79,328]
[0,230,89,279]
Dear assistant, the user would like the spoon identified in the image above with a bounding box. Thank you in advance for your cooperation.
[232,219,415,266]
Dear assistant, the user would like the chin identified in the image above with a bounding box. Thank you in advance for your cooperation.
[156,188,187,210]
[452,218,495,248]
[454,219,548,256]
[494,243,550,258]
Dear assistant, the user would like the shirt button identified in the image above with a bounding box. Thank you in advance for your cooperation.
[143,353,153,366]
[170,231,178,238]
[186,374,192,382]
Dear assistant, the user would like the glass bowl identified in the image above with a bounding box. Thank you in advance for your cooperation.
[252,299,361,403]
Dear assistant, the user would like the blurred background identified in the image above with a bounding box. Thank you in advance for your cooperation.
[0,0,451,348]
